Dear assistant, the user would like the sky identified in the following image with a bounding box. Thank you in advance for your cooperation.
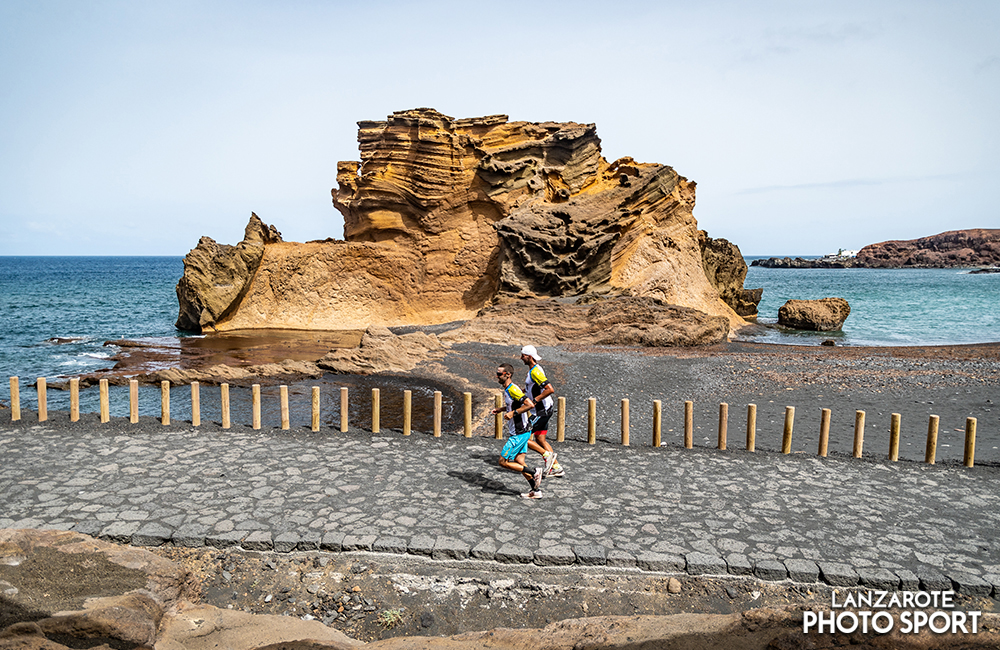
[1,1,997,257]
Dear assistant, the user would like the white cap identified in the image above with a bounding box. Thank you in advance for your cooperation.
[520,345,541,361]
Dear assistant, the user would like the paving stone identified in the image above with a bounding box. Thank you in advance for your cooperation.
[819,562,859,586]
[408,534,435,557]
[607,550,636,568]
[636,552,685,572]
[243,531,273,551]
[342,535,376,552]
[173,524,208,548]
[433,536,470,560]
[206,531,245,549]
[274,532,301,553]
[296,532,321,551]
[320,532,345,553]
[98,521,139,544]
[950,572,992,597]
[755,560,788,581]
[784,559,820,583]
[895,569,919,591]
[858,568,900,590]
[686,552,727,575]
[534,545,576,566]
[574,545,606,566]
[132,522,171,547]
[373,536,408,554]
[495,543,534,564]
[726,554,753,576]
[471,538,497,561]
[72,521,104,538]
[917,569,952,592]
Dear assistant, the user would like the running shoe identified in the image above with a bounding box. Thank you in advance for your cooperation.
[548,463,565,477]
[532,467,544,491]
[520,491,543,499]
[543,451,558,475]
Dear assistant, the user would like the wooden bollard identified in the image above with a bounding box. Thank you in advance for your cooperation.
[129,379,138,423]
[818,408,831,457]
[781,406,795,454]
[9,377,20,421]
[37,377,47,422]
[191,381,201,427]
[99,379,109,423]
[403,390,412,436]
[494,394,503,439]
[587,397,596,444]
[311,386,320,432]
[70,377,80,422]
[718,402,728,450]
[160,380,170,425]
[221,383,230,429]
[556,396,565,442]
[371,388,380,433]
[964,417,977,468]
[463,392,472,438]
[433,391,442,437]
[925,414,939,464]
[684,401,693,449]
[853,410,865,458]
[888,413,901,461]
[158,380,170,424]
[652,400,662,447]
[746,403,756,452]
[281,385,290,430]
[251,384,260,430]
[621,398,630,446]
[340,387,348,432]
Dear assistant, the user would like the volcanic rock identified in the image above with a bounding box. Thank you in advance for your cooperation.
[777,298,851,331]
[699,232,762,317]
[856,229,1000,268]
[175,109,756,338]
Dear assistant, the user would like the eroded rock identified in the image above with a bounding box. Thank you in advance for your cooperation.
[778,298,851,332]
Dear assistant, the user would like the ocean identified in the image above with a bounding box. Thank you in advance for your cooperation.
[1,256,998,416]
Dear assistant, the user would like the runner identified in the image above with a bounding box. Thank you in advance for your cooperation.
[491,363,546,499]
[520,345,564,477]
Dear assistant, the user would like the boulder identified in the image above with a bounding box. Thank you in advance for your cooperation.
[777,298,851,331]
[699,232,762,317]
[176,109,755,337]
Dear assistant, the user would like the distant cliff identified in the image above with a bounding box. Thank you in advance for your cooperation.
[176,109,759,339]
[751,229,1000,269]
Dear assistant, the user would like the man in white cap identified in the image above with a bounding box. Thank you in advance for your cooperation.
[520,345,564,477]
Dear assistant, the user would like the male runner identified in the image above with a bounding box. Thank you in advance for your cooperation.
[491,363,546,499]
[520,345,564,477]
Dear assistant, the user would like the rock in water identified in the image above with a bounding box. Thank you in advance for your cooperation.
[176,109,758,335]
[778,298,851,331]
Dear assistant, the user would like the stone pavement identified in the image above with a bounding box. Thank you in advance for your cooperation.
[2,415,999,597]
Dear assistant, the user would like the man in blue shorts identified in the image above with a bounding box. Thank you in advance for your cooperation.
[520,345,564,477]
[491,363,546,499]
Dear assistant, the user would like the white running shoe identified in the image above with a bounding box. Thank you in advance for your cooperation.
[543,451,558,475]
[548,463,565,477]
[532,467,544,491]
[520,491,543,499]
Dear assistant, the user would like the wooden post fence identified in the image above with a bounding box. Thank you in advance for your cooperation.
[463,392,472,438]
[191,382,201,427]
[652,400,661,447]
[925,414,939,464]
[853,410,866,458]
[37,377,47,422]
[621,398,630,446]
[281,385,290,430]
[340,387,348,432]
[781,406,795,454]
[433,391,442,437]
[9,377,19,421]
[718,402,728,450]
[99,379,109,423]
[746,403,756,451]
[556,396,565,442]
[404,390,412,436]
[684,400,693,449]
[587,397,596,444]
[251,384,260,430]
[311,386,320,432]
[161,380,170,426]
[221,383,230,429]
[888,413,901,461]
[371,388,379,433]
[70,377,80,422]
[818,408,831,457]
[129,379,138,423]
[965,417,977,468]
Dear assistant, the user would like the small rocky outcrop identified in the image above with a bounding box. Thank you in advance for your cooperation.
[175,213,283,331]
[778,298,851,331]
[175,109,757,338]
[699,232,762,317]
[318,326,448,375]
[856,229,1000,268]
[751,256,858,269]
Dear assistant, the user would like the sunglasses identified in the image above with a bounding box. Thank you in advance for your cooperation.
[496,371,509,377]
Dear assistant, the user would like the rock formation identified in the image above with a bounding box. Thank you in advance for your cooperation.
[176,109,758,339]
[778,298,851,331]
[751,229,1000,269]
[855,229,1000,268]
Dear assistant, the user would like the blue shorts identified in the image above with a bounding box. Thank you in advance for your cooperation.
[501,431,532,460]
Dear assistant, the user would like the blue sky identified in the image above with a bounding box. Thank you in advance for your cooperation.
[1,1,997,256]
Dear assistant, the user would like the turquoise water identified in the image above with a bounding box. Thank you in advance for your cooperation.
[743,261,1000,346]
[1,256,998,411]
